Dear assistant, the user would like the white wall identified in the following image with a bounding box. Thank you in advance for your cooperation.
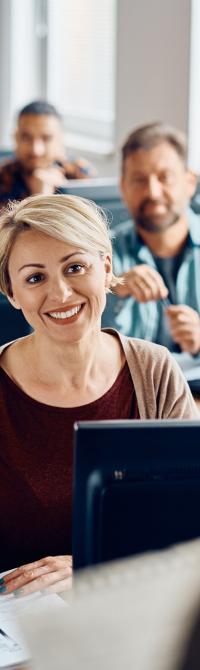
[188,0,200,172]
[96,0,192,176]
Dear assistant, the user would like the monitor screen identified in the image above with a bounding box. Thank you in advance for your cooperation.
[72,419,200,570]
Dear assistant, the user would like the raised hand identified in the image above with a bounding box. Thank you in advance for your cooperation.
[25,166,68,195]
[115,264,168,302]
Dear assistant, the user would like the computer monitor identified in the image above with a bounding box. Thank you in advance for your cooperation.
[188,379,200,396]
[59,177,129,228]
[72,419,200,570]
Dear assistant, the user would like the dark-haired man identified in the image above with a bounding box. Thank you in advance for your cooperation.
[103,122,200,365]
[0,100,95,205]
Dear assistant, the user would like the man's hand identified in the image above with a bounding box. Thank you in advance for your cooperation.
[166,304,200,354]
[115,264,168,302]
[25,166,68,195]
[0,555,72,597]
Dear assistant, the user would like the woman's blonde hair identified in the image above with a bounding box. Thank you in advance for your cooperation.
[0,193,119,296]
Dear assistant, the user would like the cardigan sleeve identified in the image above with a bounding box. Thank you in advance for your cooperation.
[108,331,200,419]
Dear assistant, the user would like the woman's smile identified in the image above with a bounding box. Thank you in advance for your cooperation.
[46,303,85,325]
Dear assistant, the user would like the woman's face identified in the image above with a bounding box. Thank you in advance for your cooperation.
[8,229,112,343]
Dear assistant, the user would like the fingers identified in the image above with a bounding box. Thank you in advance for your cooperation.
[3,555,72,583]
[166,304,198,319]
[34,167,68,187]
[123,265,168,302]
[42,576,73,595]
[166,305,200,330]
[26,167,67,195]
[0,555,72,597]
[166,305,200,354]
[169,327,200,354]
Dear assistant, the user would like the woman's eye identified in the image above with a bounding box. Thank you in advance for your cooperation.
[26,273,44,284]
[66,264,85,274]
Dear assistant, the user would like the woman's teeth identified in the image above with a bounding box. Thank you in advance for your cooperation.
[49,305,82,319]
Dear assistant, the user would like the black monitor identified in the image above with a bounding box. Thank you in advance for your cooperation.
[188,379,200,396]
[59,177,129,228]
[72,419,200,570]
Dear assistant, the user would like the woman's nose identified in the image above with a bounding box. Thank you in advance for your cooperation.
[50,278,73,302]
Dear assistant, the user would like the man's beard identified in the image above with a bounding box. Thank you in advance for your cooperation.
[135,200,180,233]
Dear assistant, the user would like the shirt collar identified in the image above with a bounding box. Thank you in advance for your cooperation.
[186,207,200,246]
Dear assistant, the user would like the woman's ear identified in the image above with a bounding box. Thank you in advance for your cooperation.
[6,294,21,311]
[104,254,112,289]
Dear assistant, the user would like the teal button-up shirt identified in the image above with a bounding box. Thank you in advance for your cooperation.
[103,208,200,346]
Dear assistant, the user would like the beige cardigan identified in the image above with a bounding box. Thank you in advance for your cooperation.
[108,329,199,419]
[0,330,198,419]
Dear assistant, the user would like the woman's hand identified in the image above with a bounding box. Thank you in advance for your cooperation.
[0,555,72,597]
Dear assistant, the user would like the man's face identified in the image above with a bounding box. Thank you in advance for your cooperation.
[121,141,196,233]
[15,114,64,173]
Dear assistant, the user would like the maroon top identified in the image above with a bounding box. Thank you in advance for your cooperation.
[0,363,139,571]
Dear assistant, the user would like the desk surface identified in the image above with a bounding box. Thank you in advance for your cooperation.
[17,539,200,670]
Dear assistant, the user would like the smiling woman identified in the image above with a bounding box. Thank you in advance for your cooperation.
[0,193,198,597]
[6,229,111,345]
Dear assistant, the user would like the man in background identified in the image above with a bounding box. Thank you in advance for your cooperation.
[0,100,95,205]
[103,122,200,364]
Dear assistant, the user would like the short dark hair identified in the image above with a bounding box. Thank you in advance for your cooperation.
[122,121,188,172]
[18,100,61,121]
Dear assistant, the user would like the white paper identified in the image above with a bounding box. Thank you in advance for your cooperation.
[0,574,67,668]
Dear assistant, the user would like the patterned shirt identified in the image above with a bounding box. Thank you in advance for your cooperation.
[0,156,95,206]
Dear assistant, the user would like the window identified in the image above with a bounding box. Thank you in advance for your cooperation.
[188,0,200,172]
[46,0,117,154]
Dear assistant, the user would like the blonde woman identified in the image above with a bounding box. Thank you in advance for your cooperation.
[0,194,197,596]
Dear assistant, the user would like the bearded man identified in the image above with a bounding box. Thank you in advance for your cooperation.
[103,122,200,365]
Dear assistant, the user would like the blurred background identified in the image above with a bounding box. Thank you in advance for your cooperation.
[0,0,199,177]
